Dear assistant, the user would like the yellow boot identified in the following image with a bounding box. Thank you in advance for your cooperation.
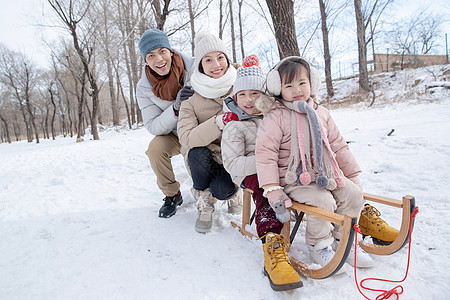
[262,233,303,291]
[359,204,399,244]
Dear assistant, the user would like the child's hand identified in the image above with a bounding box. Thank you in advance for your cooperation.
[266,189,292,223]
[266,189,292,208]
[215,112,238,130]
[271,201,290,223]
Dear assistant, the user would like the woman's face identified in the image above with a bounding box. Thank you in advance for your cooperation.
[201,51,228,79]
[280,65,311,102]
[235,90,261,115]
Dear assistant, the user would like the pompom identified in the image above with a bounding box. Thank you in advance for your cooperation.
[326,178,337,191]
[299,172,311,185]
[242,54,259,68]
[335,176,346,188]
[316,175,329,188]
[285,171,297,185]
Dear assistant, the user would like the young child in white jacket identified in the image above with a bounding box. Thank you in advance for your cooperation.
[221,55,302,291]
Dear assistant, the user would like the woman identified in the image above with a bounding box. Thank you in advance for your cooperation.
[177,32,242,233]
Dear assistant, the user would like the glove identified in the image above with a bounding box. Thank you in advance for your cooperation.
[215,112,238,130]
[266,189,292,223]
[173,86,194,112]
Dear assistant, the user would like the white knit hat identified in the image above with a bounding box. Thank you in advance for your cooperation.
[266,56,321,98]
[193,32,229,69]
[233,55,265,95]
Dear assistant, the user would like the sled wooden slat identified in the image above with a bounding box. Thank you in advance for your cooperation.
[287,203,356,278]
[363,192,403,208]
[288,202,345,226]
[290,214,356,279]
[231,189,257,239]
[359,194,416,256]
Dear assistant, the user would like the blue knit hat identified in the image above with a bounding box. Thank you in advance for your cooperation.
[138,29,172,60]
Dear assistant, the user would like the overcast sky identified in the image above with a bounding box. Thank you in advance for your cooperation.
[1,0,448,69]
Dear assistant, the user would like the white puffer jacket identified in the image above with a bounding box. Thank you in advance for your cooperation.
[136,50,194,136]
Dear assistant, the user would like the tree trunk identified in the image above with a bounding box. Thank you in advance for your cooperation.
[24,63,39,143]
[219,0,224,39]
[77,72,87,139]
[354,0,370,94]
[229,0,237,63]
[0,115,11,143]
[238,0,245,59]
[102,1,120,126]
[188,0,195,56]
[318,0,334,98]
[265,0,300,58]
[49,86,57,140]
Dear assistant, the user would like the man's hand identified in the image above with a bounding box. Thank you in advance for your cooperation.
[173,86,194,113]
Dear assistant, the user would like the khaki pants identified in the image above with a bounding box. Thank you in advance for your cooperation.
[284,177,364,245]
[145,133,181,197]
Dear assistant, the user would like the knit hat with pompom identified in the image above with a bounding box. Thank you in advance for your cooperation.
[233,55,265,95]
[193,32,229,69]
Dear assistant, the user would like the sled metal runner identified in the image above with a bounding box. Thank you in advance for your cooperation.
[231,189,416,279]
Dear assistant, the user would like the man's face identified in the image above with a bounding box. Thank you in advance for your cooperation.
[145,48,173,76]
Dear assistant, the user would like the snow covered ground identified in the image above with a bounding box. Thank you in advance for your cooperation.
[1,66,449,299]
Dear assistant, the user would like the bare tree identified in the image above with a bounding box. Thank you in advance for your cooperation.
[219,0,224,39]
[387,9,443,56]
[265,0,300,58]
[152,0,171,30]
[48,0,101,140]
[237,0,245,59]
[229,0,237,63]
[188,0,195,56]
[97,0,120,126]
[0,91,12,143]
[354,0,370,93]
[117,0,142,126]
[318,0,333,98]
[0,47,39,143]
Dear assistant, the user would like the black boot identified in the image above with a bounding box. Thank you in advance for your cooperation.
[159,191,183,218]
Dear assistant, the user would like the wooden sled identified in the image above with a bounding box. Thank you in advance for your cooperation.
[231,189,417,279]
[358,193,416,256]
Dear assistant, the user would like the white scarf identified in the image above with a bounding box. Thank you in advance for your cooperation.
[190,65,237,99]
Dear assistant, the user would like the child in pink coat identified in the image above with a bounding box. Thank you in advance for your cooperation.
[255,56,374,269]
[222,55,302,291]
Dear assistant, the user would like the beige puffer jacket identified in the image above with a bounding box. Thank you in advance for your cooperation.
[222,117,262,186]
[177,87,233,163]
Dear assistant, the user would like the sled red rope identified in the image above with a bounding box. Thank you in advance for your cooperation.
[354,207,419,299]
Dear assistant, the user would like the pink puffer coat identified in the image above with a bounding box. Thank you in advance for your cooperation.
[255,98,361,188]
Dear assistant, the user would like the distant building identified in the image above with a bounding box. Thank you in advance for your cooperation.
[370,53,448,74]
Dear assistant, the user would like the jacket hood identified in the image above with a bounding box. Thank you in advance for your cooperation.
[254,93,280,114]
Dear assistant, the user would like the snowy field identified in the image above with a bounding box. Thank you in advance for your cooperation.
[1,67,449,299]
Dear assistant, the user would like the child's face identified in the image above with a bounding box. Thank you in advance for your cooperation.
[201,51,229,79]
[235,90,261,115]
[280,65,311,102]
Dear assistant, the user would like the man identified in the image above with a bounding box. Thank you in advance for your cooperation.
[136,29,194,218]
